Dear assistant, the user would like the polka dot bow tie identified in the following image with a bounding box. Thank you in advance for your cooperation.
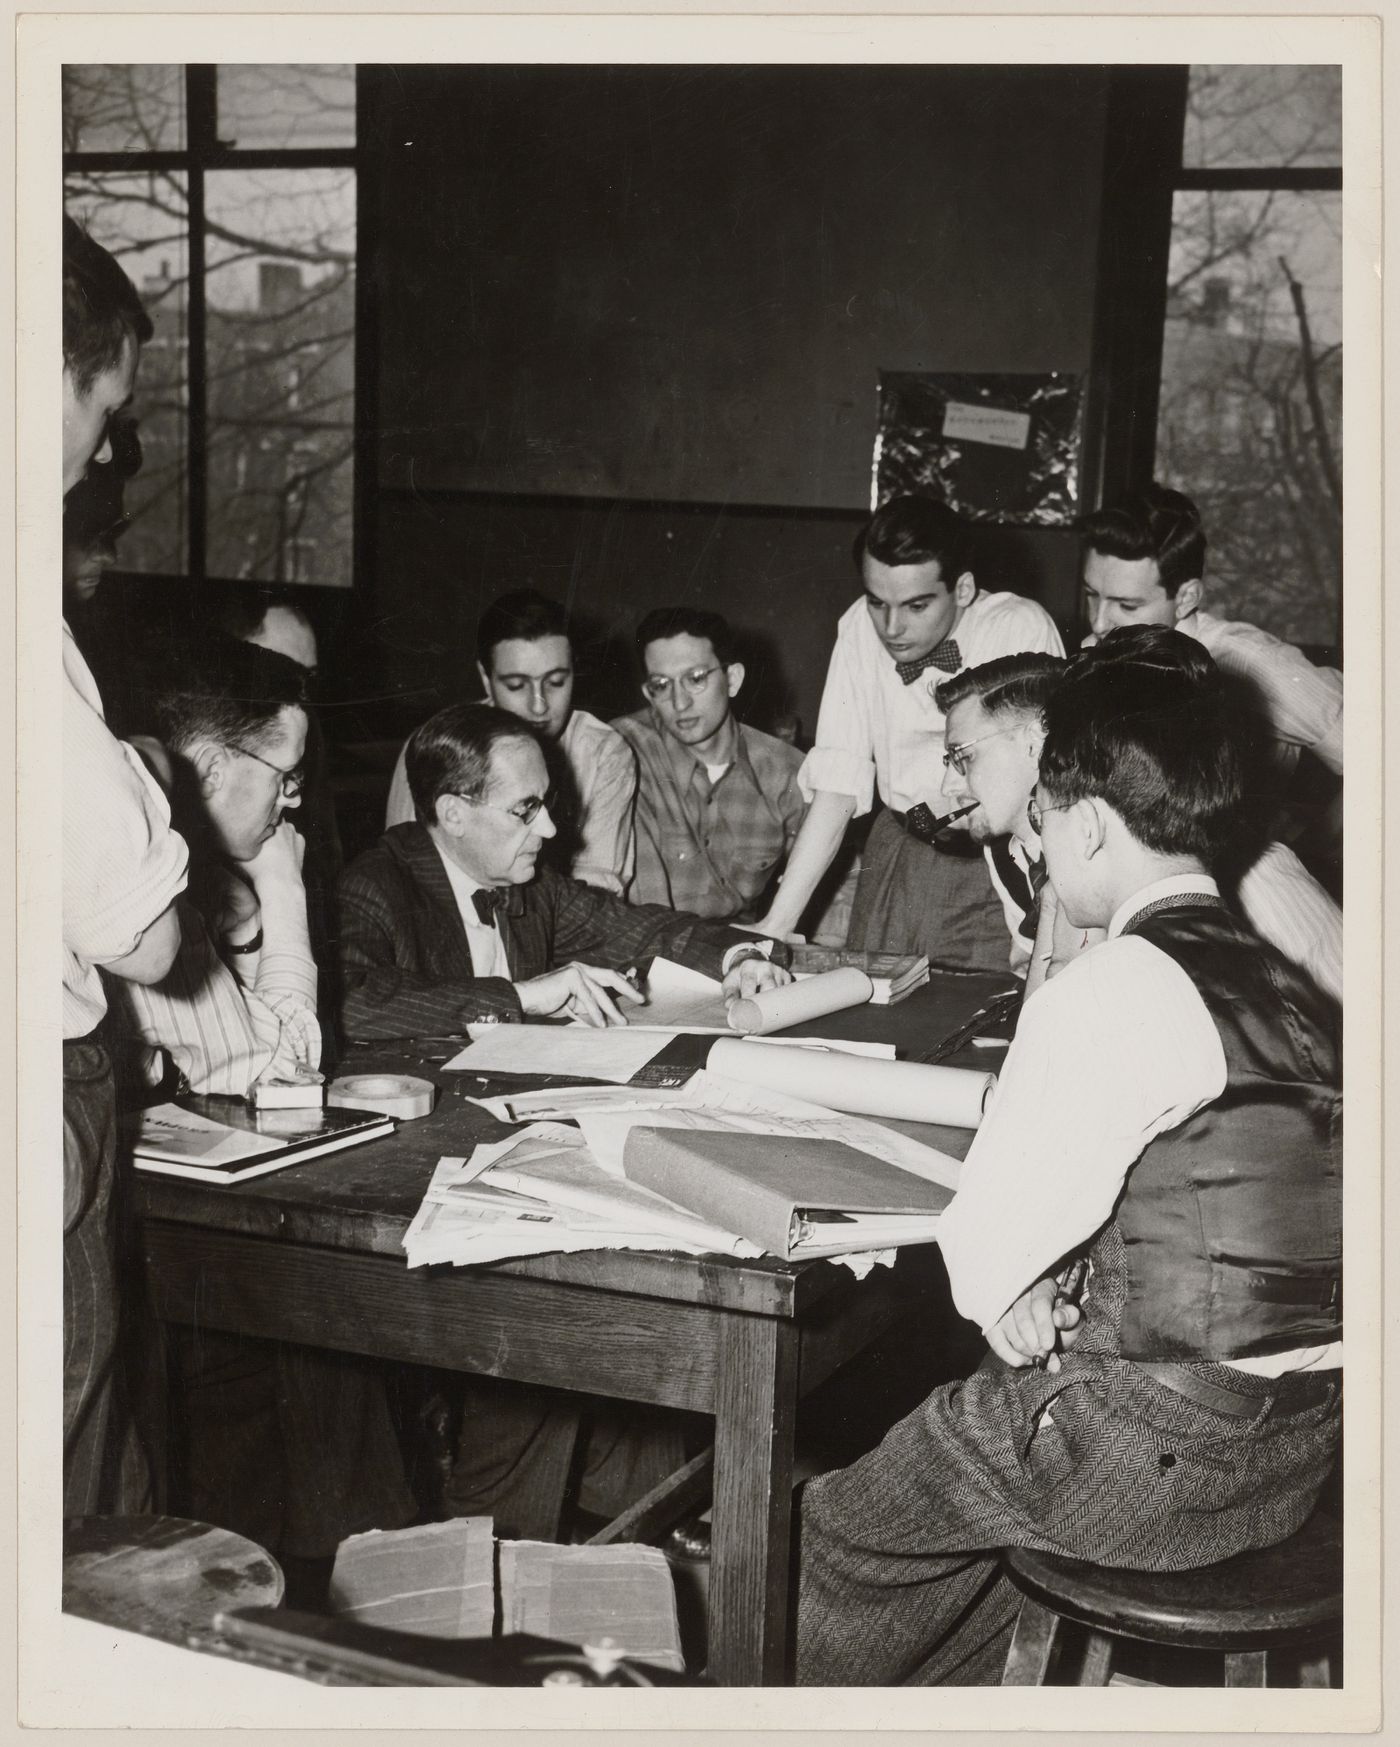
[895,639,962,684]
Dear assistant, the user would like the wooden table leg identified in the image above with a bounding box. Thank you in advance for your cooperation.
[706,1312,800,1686]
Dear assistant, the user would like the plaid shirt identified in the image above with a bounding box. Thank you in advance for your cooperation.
[612,711,807,921]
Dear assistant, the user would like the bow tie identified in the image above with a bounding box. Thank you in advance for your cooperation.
[471,887,519,926]
[895,638,962,684]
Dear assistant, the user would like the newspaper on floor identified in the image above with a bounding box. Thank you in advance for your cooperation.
[327,1518,684,1673]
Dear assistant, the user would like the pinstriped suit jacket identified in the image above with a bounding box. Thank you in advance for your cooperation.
[337,822,779,1041]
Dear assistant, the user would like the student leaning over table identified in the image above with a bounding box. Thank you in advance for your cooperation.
[106,634,416,1567]
[793,635,1340,1686]
[335,701,792,1541]
[931,638,1342,1003]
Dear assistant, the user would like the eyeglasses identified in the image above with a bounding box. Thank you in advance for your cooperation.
[462,789,557,828]
[229,742,305,799]
[1026,796,1072,835]
[642,665,723,703]
[941,726,1014,778]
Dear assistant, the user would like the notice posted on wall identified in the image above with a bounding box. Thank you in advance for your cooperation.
[872,370,1084,526]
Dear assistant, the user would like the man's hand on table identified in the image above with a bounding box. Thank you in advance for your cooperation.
[985,1277,1083,1373]
[515,962,645,1027]
[721,953,793,1005]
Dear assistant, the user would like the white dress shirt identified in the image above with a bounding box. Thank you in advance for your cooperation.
[799,590,1064,816]
[63,623,189,1037]
[387,709,637,894]
[1180,609,1343,776]
[436,846,511,979]
[1235,840,1342,1004]
[938,874,1339,1374]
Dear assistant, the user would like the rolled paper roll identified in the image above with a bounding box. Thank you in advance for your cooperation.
[727,966,875,1035]
[707,1036,996,1129]
[328,1073,437,1121]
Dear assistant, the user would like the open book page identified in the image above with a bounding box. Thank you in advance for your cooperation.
[498,1542,685,1673]
[327,1518,496,1640]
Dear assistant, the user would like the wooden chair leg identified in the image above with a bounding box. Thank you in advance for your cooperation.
[1224,1649,1268,1687]
[1078,1629,1114,1685]
[1001,1597,1061,1685]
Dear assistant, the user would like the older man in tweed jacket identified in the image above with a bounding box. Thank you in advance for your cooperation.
[335,702,790,1540]
[338,702,789,1045]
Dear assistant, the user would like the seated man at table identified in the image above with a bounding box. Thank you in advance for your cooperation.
[933,639,1342,1003]
[338,704,790,1537]
[795,635,1340,1685]
[108,636,416,1570]
[612,606,807,921]
[338,701,790,1040]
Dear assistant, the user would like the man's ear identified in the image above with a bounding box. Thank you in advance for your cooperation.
[1080,796,1111,861]
[187,738,225,798]
[952,570,977,611]
[724,662,746,701]
[434,792,466,837]
[1172,578,1204,620]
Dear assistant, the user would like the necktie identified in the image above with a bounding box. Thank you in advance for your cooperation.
[471,888,506,926]
[895,638,962,685]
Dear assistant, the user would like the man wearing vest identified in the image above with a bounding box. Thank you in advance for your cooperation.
[795,635,1341,1686]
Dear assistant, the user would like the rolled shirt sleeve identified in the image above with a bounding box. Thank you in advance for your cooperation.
[64,641,189,1034]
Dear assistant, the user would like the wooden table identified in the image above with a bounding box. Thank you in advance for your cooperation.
[134,972,1010,1686]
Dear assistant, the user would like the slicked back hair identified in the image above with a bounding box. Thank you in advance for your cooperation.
[635,606,738,671]
[63,214,153,394]
[476,590,571,671]
[1078,483,1207,597]
[405,701,542,828]
[934,653,1067,722]
[854,494,971,583]
[151,636,309,757]
[1039,628,1246,869]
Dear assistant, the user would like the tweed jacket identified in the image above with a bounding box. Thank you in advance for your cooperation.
[337,822,782,1040]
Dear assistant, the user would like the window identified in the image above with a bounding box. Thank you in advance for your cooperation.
[1156,67,1342,647]
[63,64,359,588]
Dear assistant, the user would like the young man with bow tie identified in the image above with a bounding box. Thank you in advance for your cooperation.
[754,494,1063,967]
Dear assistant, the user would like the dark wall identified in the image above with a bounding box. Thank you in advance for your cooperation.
[357,64,1110,736]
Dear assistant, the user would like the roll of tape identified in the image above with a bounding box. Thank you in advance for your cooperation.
[328,1073,436,1121]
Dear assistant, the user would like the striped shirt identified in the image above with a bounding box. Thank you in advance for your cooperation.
[612,710,807,921]
[386,708,637,895]
[63,624,188,1038]
[112,868,321,1095]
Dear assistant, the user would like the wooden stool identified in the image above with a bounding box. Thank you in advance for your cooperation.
[1000,1504,1341,1688]
[63,1515,285,1649]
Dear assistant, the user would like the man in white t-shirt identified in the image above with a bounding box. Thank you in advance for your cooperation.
[755,495,1063,967]
[387,589,636,895]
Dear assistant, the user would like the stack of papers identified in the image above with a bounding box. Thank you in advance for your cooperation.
[402,1070,964,1273]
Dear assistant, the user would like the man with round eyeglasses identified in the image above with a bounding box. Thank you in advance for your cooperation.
[612,606,807,921]
[339,701,791,1040]
[933,638,1342,1002]
[109,636,323,1095]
